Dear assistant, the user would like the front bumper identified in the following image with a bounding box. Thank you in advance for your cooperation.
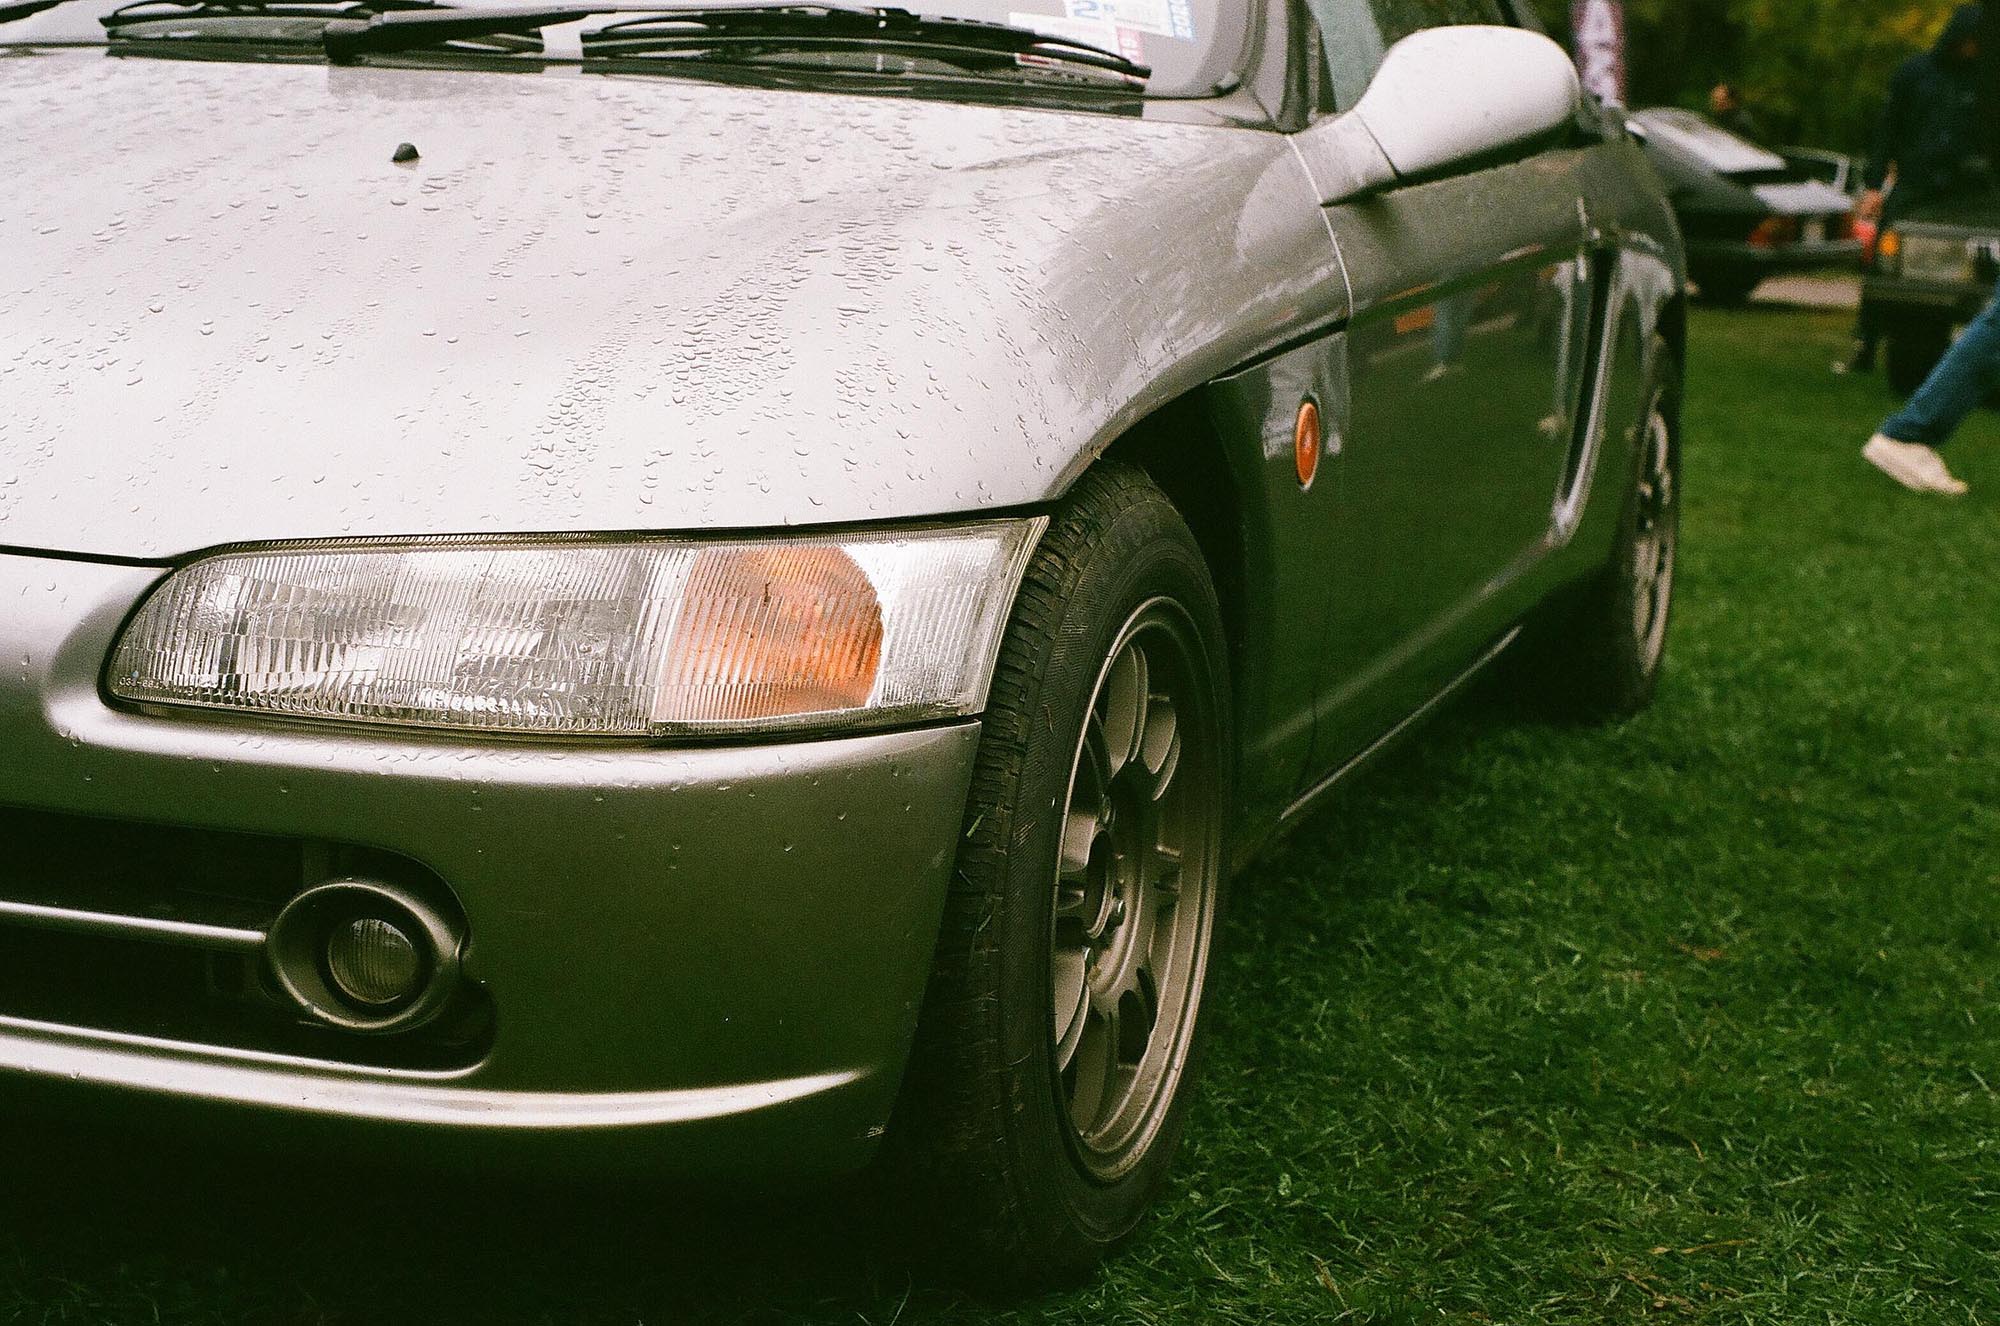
[1862,273,1993,322]
[0,551,981,1176]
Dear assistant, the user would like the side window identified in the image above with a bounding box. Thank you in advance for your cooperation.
[1305,0,1504,111]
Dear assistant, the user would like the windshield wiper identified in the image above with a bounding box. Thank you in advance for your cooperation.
[321,2,1146,83]
[320,0,593,54]
[0,0,66,25]
[582,5,1146,80]
[104,0,449,38]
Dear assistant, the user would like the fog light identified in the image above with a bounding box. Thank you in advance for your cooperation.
[326,916,424,1007]
[268,879,463,1034]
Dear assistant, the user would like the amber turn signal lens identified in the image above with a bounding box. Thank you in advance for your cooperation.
[656,545,884,723]
[1294,398,1321,489]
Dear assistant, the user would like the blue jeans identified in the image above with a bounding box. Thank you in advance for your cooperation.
[1881,287,2000,446]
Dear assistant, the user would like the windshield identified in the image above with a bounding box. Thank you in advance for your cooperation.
[0,0,1248,98]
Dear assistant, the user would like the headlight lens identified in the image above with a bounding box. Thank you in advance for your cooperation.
[108,520,1044,737]
[1897,232,1973,284]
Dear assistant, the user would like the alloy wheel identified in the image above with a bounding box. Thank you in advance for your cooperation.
[1050,598,1218,1182]
[1630,398,1677,670]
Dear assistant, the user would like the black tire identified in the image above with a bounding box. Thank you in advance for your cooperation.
[1517,336,1681,721]
[891,464,1231,1291]
[1690,265,1760,307]
[1885,320,1950,396]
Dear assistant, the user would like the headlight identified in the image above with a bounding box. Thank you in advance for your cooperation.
[107,520,1045,737]
[1897,233,1973,284]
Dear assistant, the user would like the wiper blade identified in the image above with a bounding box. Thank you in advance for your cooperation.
[582,5,1148,81]
[0,0,66,25]
[104,0,448,35]
[322,1,594,55]
[318,1,1145,80]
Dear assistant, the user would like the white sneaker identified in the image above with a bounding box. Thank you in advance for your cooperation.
[1863,434,1969,496]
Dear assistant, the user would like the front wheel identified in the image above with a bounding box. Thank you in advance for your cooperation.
[892,465,1230,1290]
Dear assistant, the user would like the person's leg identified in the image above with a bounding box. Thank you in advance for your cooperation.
[1879,289,2000,445]
[1840,188,1917,374]
[1836,295,1879,374]
[1862,290,2000,495]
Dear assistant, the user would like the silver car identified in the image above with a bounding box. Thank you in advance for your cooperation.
[0,0,1683,1285]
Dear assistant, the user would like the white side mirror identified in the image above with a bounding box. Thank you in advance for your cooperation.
[1298,26,1583,205]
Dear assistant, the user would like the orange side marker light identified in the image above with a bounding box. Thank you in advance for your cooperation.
[1294,398,1321,490]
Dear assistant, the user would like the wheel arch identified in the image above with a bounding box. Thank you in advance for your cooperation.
[1097,397,1256,700]
[1088,380,1312,851]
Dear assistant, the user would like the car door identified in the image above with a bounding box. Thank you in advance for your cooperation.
[1301,0,1602,772]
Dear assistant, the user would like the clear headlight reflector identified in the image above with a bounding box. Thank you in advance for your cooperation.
[1897,233,1975,285]
[108,520,1045,737]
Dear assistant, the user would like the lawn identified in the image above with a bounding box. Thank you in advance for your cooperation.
[5,302,1999,1324]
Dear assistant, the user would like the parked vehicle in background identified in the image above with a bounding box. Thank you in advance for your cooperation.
[1866,187,2000,393]
[0,0,1685,1288]
[1784,145,1867,200]
[1630,107,1860,305]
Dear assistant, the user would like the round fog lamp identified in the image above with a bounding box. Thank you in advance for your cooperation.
[325,917,424,1007]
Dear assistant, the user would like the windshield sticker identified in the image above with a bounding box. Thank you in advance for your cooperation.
[1063,0,1191,42]
[1008,11,1145,62]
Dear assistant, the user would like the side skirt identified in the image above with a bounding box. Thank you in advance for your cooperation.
[1278,625,1522,826]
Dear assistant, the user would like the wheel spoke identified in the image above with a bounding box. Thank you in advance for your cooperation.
[1068,1001,1114,1127]
[1138,693,1181,801]
[1099,644,1148,780]
[1149,728,1182,801]
[1052,950,1090,1071]
[1059,807,1101,881]
[1121,969,1160,1068]
[1079,714,1112,811]
[1055,881,1090,922]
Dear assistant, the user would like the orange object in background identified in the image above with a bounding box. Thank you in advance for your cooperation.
[1747,215,1801,249]
[1858,217,1884,264]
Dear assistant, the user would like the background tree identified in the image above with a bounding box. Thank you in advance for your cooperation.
[1529,0,1961,151]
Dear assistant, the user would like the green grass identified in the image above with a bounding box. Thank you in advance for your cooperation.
[6,303,2000,1324]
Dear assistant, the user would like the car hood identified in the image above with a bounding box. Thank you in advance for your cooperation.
[0,50,1325,560]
